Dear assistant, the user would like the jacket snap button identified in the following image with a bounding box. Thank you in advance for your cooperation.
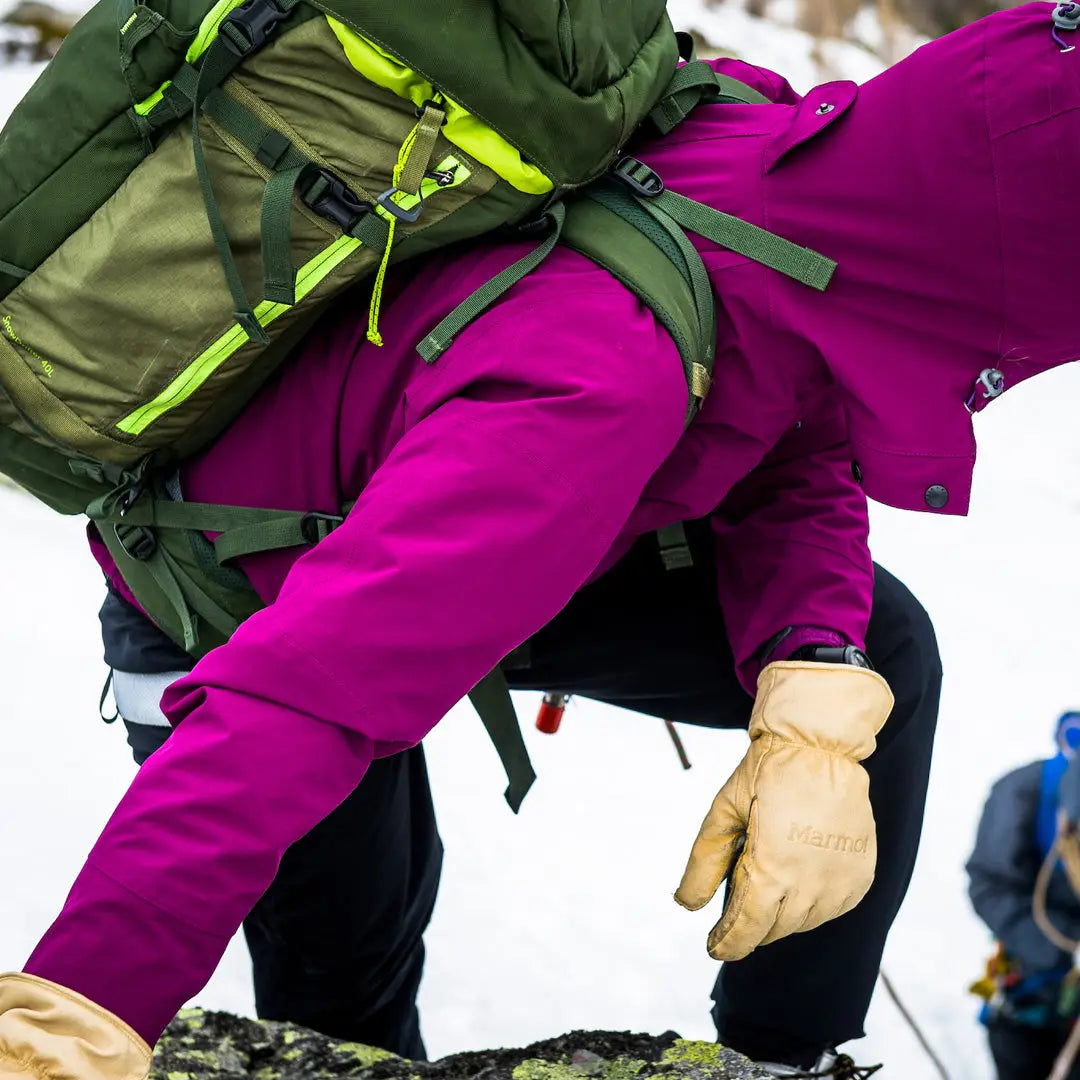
[816,103,835,115]
[924,484,949,509]
[851,461,862,484]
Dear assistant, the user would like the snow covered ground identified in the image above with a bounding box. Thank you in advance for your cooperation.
[0,2,1073,1077]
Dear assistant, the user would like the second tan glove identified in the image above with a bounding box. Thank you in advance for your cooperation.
[0,973,150,1080]
[675,661,894,962]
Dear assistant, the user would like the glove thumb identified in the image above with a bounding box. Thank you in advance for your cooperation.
[674,784,746,911]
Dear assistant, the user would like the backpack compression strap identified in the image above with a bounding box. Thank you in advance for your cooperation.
[88,480,539,811]
[87,485,343,651]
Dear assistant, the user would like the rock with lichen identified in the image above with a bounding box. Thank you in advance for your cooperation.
[151,1010,770,1080]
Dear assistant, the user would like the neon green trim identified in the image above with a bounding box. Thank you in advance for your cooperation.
[187,0,247,60]
[392,153,470,213]
[325,18,553,197]
[116,234,361,436]
[134,86,167,116]
[133,0,248,116]
[119,11,139,33]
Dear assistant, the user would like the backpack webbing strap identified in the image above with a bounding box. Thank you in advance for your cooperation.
[195,84,390,306]
[95,484,536,809]
[615,157,836,291]
[118,0,166,68]
[187,0,303,343]
[211,509,342,562]
[104,520,242,650]
[649,62,769,136]
[468,667,536,813]
[87,493,343,562]
[89,485,352,650]
[416,200,567,364]
[261,164,309,304]
[192,39,272,342]
[0,260,30,281]
[660,187,836,290]
[657,522,693,570]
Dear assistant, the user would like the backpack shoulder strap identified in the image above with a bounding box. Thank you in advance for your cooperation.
[559,184,715,426]
[648,57,770,136]
[1038,754,1070,860]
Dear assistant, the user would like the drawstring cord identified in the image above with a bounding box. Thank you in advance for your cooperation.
[1053,3,1080,52]
[367,102,445,346]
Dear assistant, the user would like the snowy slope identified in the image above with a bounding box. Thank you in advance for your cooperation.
[0,4,1074,1078]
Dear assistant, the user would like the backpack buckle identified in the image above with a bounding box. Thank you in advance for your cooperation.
[300,511,345,545]
[613,156,664,198]
[114,523,157,561]
[300,169,370,232]
[219,0,291,56]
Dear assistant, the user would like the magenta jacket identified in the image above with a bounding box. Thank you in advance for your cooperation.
[27,2,1078,1045]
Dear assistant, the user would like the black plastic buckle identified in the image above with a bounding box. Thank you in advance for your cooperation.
[220,0,291,57]
[512,214,557,239]
[114,523,157,561]
[301,169,370,232]
[300,511,345,546]
[613,156,664,197]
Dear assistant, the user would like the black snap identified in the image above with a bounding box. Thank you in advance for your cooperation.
[816,103,835,115]
[924,484,949,509]
[851,461,862,484]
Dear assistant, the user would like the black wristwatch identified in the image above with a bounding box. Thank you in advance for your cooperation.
[787,643,875,671]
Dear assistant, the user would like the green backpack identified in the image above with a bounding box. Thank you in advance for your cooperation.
[0,0,836,807]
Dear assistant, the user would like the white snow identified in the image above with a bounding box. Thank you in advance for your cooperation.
[0,4,1072,1078]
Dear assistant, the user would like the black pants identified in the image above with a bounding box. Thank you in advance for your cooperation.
[988,1020,1080,1080]
[115,522,942,1064]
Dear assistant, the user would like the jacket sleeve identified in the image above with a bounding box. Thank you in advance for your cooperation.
[711,389,873,691]
[967,762,1074,974]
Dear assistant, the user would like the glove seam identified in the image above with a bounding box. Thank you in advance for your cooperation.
[0,1050,53,1080]
[754,734,867,762]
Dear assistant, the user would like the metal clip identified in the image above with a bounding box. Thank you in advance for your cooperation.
[965,368,1005,414]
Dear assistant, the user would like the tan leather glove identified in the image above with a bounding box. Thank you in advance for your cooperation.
[675,661,894,961]
[0,973,150,1080]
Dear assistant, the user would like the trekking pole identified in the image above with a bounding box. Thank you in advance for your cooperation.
[877,969,952,1080]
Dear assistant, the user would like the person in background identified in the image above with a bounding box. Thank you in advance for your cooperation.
[968,713,1080,1080]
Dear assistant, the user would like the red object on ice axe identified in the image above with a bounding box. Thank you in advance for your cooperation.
[536,692,569,733]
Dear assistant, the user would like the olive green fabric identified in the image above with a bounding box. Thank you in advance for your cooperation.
[0,14,520,465]
[0,428,110,514]
[323,0,678,187]
[0,0,208,291]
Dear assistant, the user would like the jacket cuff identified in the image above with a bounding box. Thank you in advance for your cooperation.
[742,625,849,689]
